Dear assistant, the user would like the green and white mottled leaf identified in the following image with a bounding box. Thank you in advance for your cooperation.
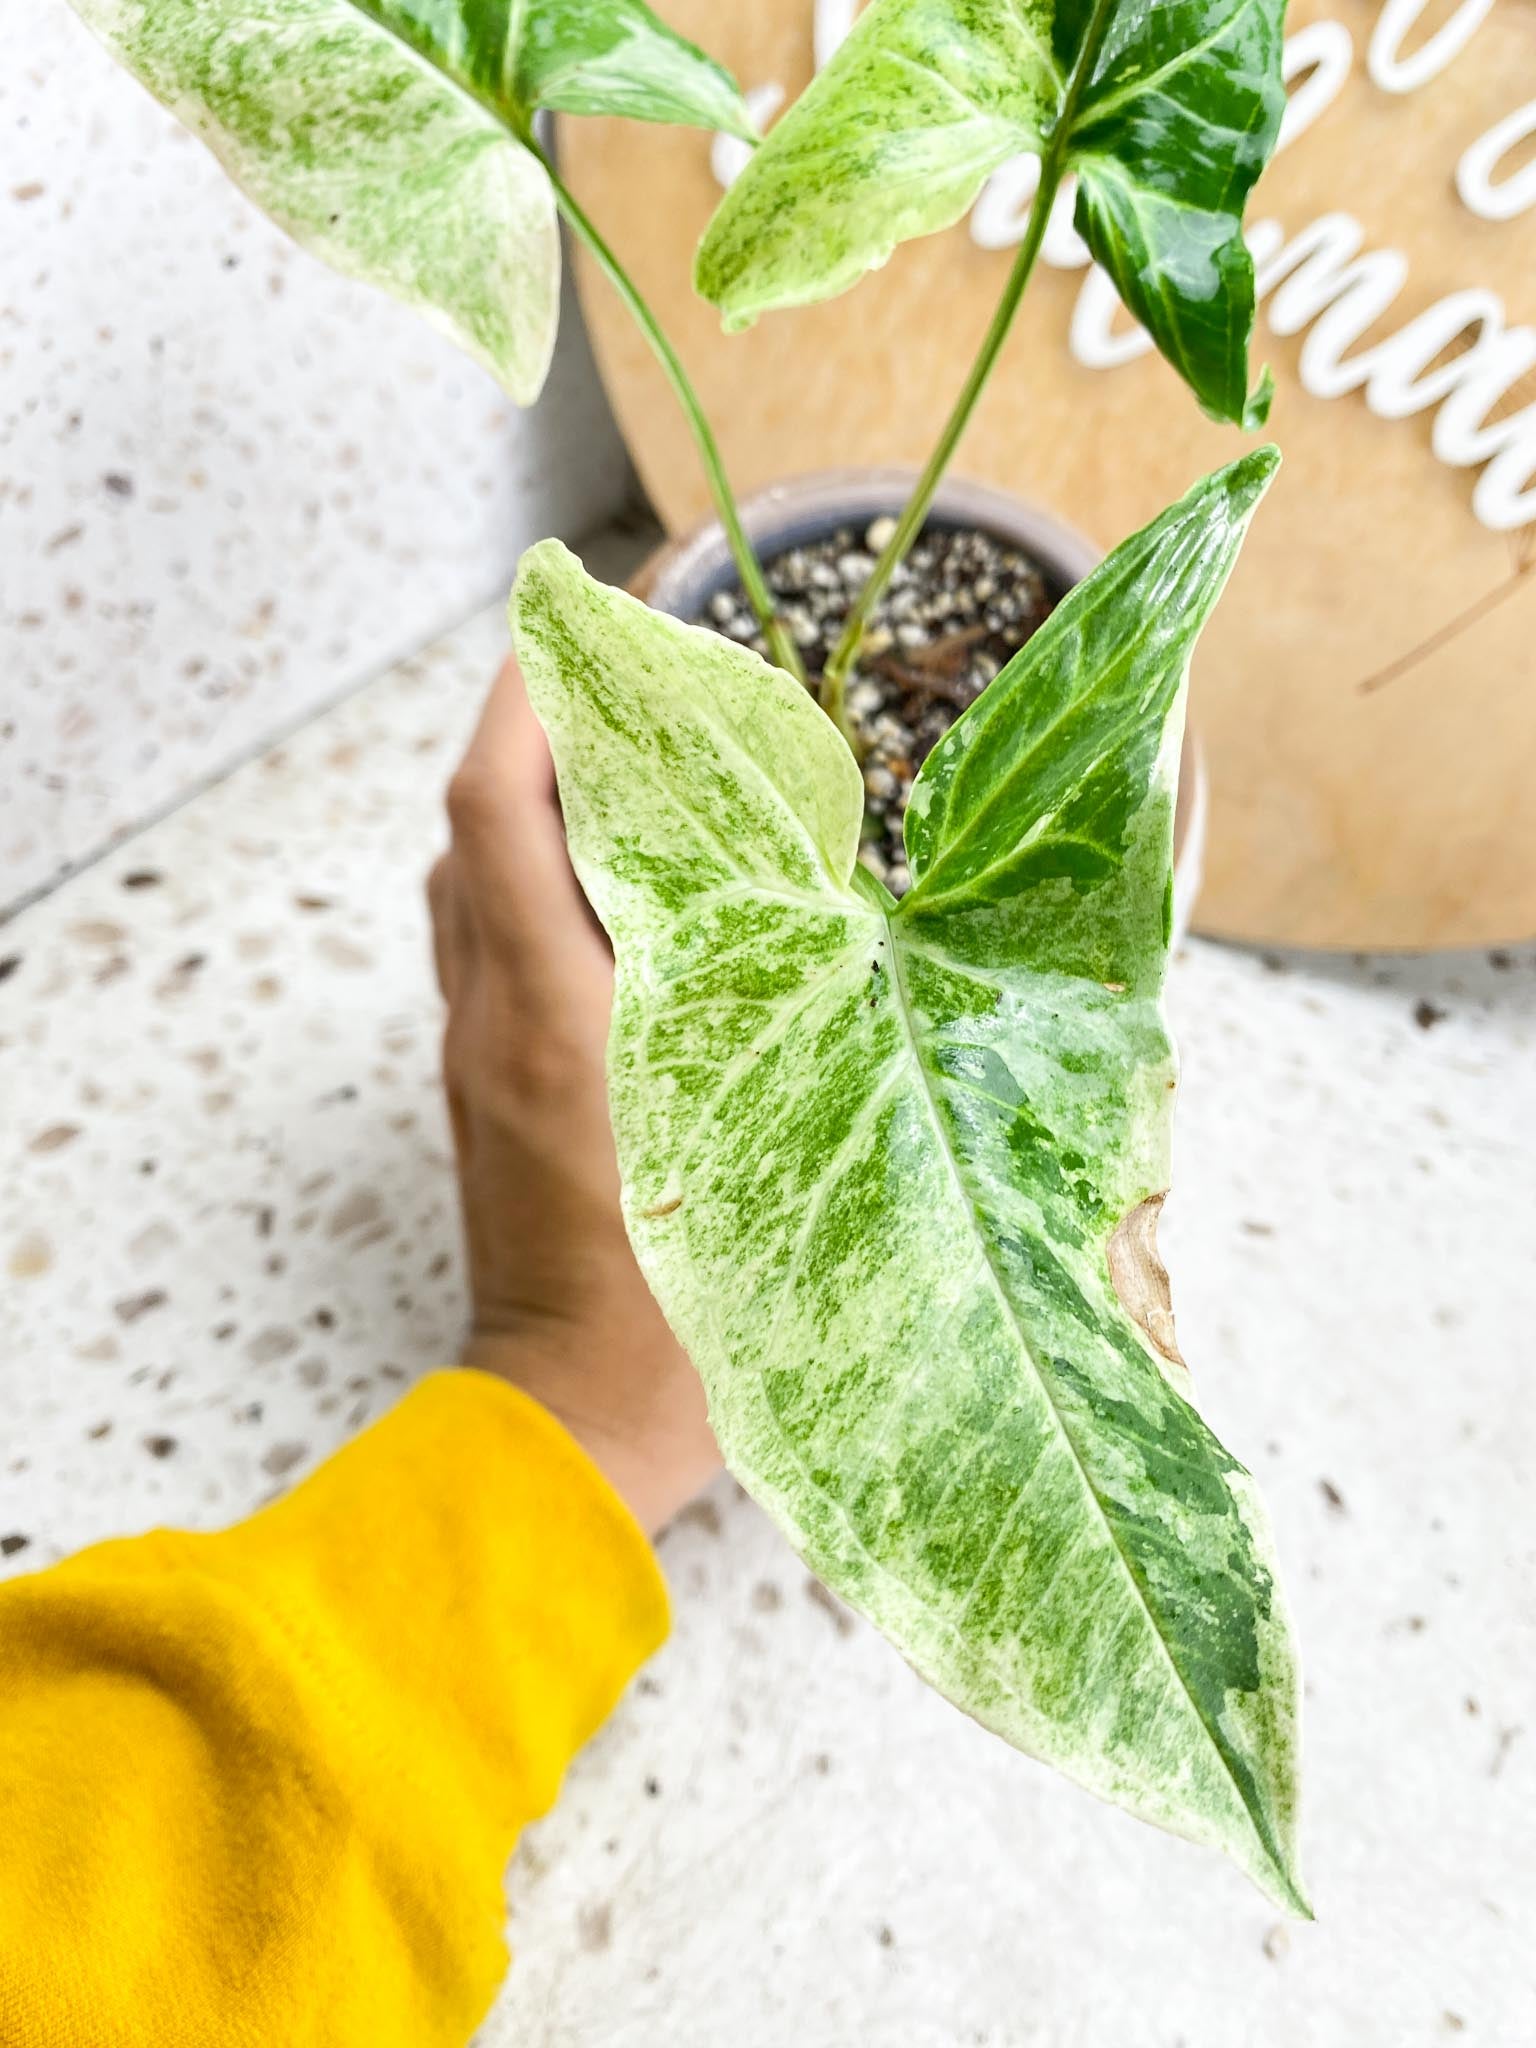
[507,0,758,137]
[67,0,559,401]
[359,0,758,139]
[511,450,1308,1911]
[695,0,1285,426]
[68,0,755,404]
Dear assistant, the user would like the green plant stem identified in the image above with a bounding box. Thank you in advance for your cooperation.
[821,0,1118,720]
[529,141,806,687]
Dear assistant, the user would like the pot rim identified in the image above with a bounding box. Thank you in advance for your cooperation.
[637,466,1103,618]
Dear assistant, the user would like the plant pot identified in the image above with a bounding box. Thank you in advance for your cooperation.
[631,467,1207,944]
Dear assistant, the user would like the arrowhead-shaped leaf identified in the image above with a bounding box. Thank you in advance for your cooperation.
[694,0,1285,426]
[510,450,1307,1912]
[68,0,755,404]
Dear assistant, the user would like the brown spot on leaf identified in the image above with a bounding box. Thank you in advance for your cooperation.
[677,1498,722,1537]
[1107,1194,1185,1370]
[1,1534,31,1557]
[1414,999,1448,1030]
[640,1193,683,1219]
[144,1435,177,1459]
[751,1580,783,1612]
[1319,1478,1347,1514]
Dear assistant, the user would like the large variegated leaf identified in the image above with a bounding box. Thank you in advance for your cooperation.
[510,450,1307,1912]
[67,0,754,404]
[694,0,1285,427]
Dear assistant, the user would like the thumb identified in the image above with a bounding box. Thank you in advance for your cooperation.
[445,655,608,989]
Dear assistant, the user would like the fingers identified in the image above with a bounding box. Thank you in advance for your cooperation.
[443,656,604,984]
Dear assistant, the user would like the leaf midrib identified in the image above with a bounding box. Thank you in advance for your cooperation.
[334,0,527,144]
[1069,0,1269,130]
[880,908,1282,1883]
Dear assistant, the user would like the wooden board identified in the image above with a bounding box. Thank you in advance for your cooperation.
[562,0,1536,949]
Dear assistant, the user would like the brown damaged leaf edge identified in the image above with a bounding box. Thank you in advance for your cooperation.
[1107,1191,1187,1374]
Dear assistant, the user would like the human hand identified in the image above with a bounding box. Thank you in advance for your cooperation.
[428,656,720,1535]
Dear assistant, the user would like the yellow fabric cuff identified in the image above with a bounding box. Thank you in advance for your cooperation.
[204,1367,670,1810]
[0,1369,669,2045]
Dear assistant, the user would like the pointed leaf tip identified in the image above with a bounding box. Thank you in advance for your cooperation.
[1242,366,1278,433]
[1219,445,1282,520]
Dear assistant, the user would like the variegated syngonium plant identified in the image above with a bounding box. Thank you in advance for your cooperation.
[696,0,1288,430]
[511,450,1309,1915]
[74,0,1305,1911]
[64,0,757,402]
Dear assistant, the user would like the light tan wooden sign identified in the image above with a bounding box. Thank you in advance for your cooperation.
[563,0,1536,949]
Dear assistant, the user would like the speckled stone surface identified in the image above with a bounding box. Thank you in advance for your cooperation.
[2,596,1533,2045]
[2,0,630,909]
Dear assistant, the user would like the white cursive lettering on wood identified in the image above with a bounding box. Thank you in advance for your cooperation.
[1458,98,1536,221]
[1278,18,1356,145]
[1367,0,1495,93]
[1257,213,1410,399]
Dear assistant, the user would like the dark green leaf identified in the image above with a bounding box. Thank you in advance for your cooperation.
[1067,0,1284,426]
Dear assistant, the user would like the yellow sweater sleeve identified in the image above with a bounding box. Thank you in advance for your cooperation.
[0,1369,669,2048]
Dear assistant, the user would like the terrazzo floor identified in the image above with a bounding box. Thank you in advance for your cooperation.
[2,570,1533,2046]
